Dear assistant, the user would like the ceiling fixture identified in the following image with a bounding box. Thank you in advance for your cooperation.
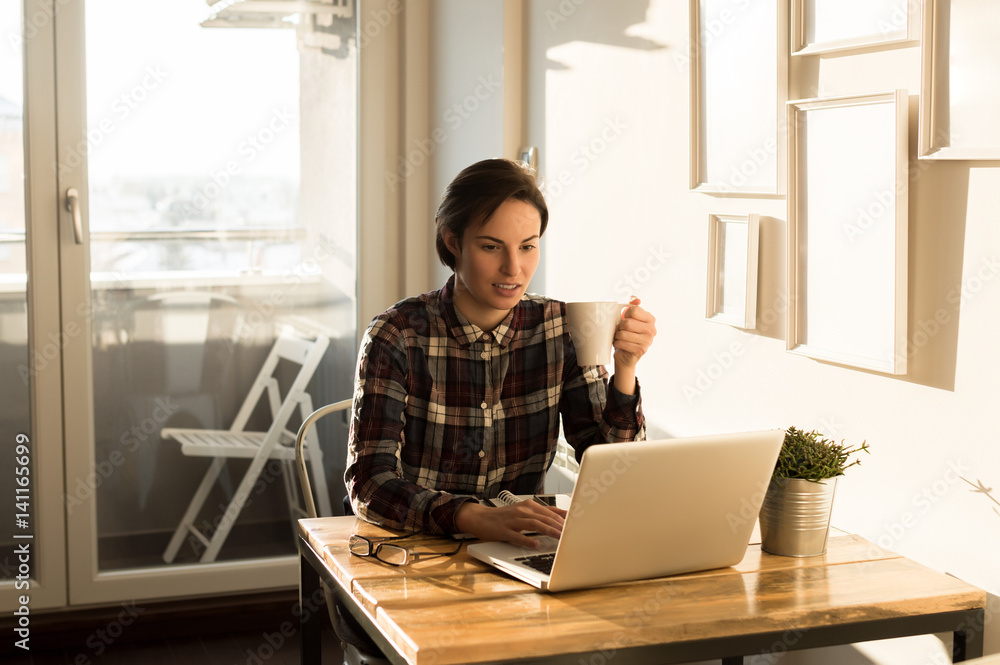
[201,0,352,29]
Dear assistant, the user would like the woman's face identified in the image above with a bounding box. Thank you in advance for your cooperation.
[444,198,542,330]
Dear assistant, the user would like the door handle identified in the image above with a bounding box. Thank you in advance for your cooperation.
[520,146,538,172]
[65,187,83,245]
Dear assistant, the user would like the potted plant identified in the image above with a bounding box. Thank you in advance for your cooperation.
[759,426,870,557]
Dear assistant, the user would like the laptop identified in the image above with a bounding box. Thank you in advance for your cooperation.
[466,429,783,592]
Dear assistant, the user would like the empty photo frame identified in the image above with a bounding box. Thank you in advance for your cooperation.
[689,0,786,195]
[919,0,1000,159]
[791,0,917,56]
[706,213,759,329]
[786,91,908,375]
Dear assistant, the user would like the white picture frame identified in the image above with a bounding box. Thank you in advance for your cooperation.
[786,91,908,375]
[706,213,759,330]
[790,0,918,56]
[689,0,787,196]
[919,0,1000,159]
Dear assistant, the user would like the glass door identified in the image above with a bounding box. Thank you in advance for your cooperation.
[58,0,359,604]
[0,0,69,614]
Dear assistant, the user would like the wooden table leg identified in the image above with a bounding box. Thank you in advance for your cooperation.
[300,547,322,665]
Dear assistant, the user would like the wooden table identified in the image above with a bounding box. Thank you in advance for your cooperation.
[298,516,986,665]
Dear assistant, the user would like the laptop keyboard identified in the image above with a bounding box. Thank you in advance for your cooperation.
[515,552,555,575]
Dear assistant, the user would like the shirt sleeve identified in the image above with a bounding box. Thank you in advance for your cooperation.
[559,334,646,463]
[344,318,475,534]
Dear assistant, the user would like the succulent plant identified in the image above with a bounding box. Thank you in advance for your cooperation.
[773,426,870,482]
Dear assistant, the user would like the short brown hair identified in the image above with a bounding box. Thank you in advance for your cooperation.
[434,158,549,270]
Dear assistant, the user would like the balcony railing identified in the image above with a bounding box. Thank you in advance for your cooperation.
[0,227,305,243]
[0,226,345,294]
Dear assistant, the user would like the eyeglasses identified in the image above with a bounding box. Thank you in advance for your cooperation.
[348,532,463,566]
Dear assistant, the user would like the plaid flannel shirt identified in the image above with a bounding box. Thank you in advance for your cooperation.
[345,277,645,534]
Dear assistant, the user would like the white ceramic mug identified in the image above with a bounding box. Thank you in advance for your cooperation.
[565,301,627,366]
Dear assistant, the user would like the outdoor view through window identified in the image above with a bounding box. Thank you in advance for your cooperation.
[1,0,358,578]
[85,1,301,277]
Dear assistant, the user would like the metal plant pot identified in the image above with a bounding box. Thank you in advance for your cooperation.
[759,477,837,557]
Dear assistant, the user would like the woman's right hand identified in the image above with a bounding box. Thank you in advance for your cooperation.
[455,500,566,548]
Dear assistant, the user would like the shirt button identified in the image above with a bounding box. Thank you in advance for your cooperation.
[480,351,489,359]
[480,401,488,409]
[478,450,485,458]
[483,333,491,341]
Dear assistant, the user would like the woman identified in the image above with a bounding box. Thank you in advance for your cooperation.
[346,158,657,548]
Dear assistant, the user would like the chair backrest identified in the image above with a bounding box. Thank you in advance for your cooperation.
[229,325,330,441]
[294,399,352,518]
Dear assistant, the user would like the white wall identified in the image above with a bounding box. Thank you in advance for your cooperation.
[427,0,507,288]
[422,1,1000,662]
[526,0,1000,662]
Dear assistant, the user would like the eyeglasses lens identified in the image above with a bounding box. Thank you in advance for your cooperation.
[348,535,372,556]
[376,544,409,566]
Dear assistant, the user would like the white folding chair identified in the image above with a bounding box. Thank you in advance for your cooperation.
[162,324,332,563]
[118,291,244,511]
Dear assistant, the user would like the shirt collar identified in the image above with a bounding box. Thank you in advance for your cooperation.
[439,275,520,348]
